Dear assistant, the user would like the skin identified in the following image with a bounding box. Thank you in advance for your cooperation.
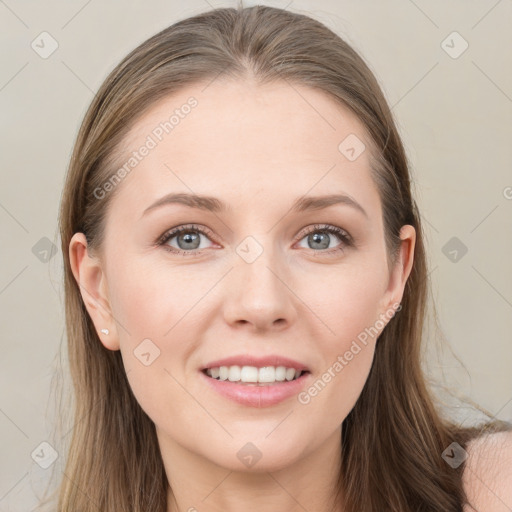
[70,78,416,511]
[463,431,512,511]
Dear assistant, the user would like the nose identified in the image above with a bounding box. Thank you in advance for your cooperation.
[222,243,297,332]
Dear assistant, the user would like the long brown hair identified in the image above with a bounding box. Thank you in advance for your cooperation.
[40,5,509,511]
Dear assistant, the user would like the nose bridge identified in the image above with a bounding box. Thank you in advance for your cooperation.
[224,230,295,329]
[235,231,284,295]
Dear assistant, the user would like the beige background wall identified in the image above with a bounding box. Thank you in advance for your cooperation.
[1,0,511,509]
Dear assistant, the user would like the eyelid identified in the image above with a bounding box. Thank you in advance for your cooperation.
[298,224,353,244]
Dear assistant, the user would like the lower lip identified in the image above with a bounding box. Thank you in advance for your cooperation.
[199,370,311,408]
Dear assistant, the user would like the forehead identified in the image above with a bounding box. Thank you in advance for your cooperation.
[105,78,381,220]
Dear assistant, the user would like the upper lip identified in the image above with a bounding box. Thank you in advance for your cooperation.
[202,355,310,372]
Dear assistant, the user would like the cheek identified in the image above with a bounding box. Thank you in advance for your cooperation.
[107,254,203,341]
[105,256,209,417]
[298,265,385,417]
[300,318,378,433]
[315,262,387,346]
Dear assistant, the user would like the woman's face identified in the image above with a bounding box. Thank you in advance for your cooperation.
[71,78,414,474]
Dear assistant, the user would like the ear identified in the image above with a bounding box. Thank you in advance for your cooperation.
[379,224,416,315]
[69,232,120,351]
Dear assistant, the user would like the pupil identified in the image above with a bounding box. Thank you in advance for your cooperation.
[179,231,200,250]
[310,232,329,249]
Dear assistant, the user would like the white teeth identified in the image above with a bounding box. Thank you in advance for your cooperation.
[205,365,304,384]
[240,366,258,382]
[258,366,275,383]
[275,366,286,381]
[285,367,296,381]
[228,366,241,382]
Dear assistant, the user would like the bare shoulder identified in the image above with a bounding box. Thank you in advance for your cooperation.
[462,430,512,511]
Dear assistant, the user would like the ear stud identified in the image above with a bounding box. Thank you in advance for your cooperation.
[100,329,109,335]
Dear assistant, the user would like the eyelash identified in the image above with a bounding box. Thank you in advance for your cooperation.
[156,223,353,258]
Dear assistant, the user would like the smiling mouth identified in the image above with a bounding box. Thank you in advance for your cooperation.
[201,366,310,385]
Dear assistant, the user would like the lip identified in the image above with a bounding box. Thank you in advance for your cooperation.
[202,355,310,372]
[199,369,311,408]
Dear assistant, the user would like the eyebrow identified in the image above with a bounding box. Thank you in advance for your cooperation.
[141,192,369,219]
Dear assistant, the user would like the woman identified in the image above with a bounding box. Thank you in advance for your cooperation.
[46,4,511,511]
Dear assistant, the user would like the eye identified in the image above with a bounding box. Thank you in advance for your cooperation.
[157,224,216,257]
[295,224,353,256]
[156,223,353,257]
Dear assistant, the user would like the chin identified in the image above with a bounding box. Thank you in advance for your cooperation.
[203,435,307,473]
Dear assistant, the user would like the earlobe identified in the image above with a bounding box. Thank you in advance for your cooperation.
[68,233,120,351]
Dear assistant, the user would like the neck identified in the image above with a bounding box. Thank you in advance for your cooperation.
[163,426,344,512]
